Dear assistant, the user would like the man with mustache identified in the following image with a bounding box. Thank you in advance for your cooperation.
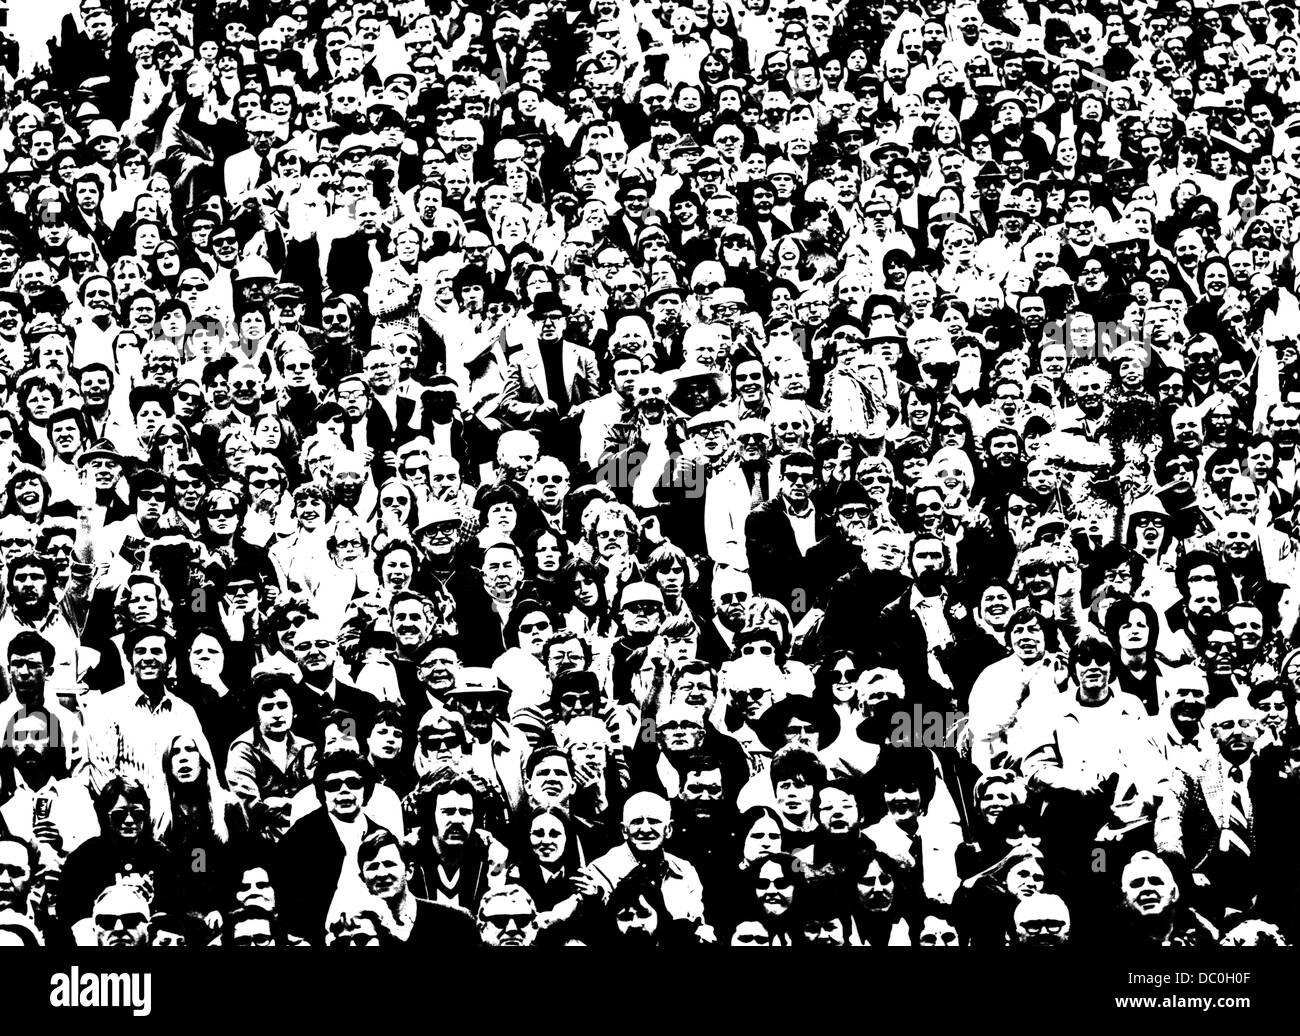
[0,553,80,700]
[408,775,497,914]
[357,828,480,946]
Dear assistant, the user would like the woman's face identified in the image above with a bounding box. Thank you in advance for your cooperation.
[487,501,517,533]
[395,230,421,263]
[1118,608,1149,649]
[534,533,562,574]
[380,549,414,590]
[829,657,858,703]
[128,581,160,625]
[744,814,783,862]
[574,574,598,607]
[108,796,147,841]
[530,814,566,866]
[295,494,323,528]
[1203,263,1229,296]
[755,860,794,916]
[907,395,933,429]
[655,559,686,597]
[170,738,203,784]
[1007,858,1046,899]
[252,417,281,452]
[856,859,895,912]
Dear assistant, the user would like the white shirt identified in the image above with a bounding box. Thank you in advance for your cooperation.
[786,501,817,555]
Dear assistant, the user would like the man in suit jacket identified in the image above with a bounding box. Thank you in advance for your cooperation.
[1155,697,1268,919]
[359,346,418,484]
[745,451,827,616]
[877,534,962,712]
[222,112,279,205]
[500,292,601,464]
[278,752,388,944]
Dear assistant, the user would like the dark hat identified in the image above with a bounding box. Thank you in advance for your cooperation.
[529,291,570,320]
[832,480,875,509]
[78,438,123,466]
[755,695,841,752]
[550,668,600,703]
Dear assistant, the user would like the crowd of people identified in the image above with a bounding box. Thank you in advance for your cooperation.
[0,0,1298,950]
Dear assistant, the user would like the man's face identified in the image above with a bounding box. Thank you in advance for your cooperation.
[293,626,337,674]
[781,463,814,505]
[435,790,474,847]
[482,548,523,600]
[391,601,432,651]
[0,840,32,911]
[235,866,275,911]
[528,757,575,805]
[93,889,149,947]
[623,803,670,855]
[11,565,48,611]
[361,844,409,900]
[1123,860,1176,916]
[479,894,538,947]
[1211,711,1261,761]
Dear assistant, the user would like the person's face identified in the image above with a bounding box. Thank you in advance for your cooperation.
[817,786,859,835]
[235,866,275,912]
[294,628,337,674]
[434,790,474,847]
[256,689,293,737]
[526,812,569,867]
[322,768,365,822]
[167,736,203,785]
[1124,860,1176,916]
[1211,711,1261,760]
[1006,858,1046,899]
[361,843,409,900]
[480,895,538,947]
[94,891,150,948]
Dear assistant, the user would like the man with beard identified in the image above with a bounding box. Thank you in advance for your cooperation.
[0,631,82,777]
[1012,893,1071,946]
[0,554,79,698]
[356,828,480,946]
[587,790,705,927]
[979,427,1026,510]
[444,667,528,813]
[310,295,361,389]
[289,619,376,743]
[877,535,962,711]
[409,775,497,913]
[1156,697,1269,920]
[82,625,206,798]
[668,751,738,919]
[1114,850,1216,946]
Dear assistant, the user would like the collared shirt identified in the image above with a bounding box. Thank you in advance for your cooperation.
[586,843,705,923]
[909,587,954,651]
[82,682,208,800]
[785,500,817,555]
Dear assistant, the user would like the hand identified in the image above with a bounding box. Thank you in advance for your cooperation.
[570,870,603,899]
[32,818,62,853]
[203,910,223,932]
[1193,872,1212,889]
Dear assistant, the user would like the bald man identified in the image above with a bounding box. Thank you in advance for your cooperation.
[585,791,705,925]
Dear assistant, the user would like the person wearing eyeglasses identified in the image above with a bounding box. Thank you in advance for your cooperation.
[744,450,826,618]
[277,750,388,945]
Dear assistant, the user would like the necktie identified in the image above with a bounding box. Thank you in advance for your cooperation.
[1221,766,1251,859]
